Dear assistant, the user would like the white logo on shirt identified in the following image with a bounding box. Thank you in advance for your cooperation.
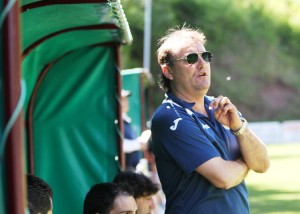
[202,124,210,129]
[170,118,182,130]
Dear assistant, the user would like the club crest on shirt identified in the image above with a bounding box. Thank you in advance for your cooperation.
[170,118,182,130]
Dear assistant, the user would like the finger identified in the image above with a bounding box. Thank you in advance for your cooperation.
[209,95,223,110]
[219,97,232,111]
[213,107,222,119]
[220,97,231,107]
[221,103,234,115]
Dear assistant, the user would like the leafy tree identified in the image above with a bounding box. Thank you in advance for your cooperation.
[121,0,300,121]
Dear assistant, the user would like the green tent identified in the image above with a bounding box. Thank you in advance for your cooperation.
[1,0,132,213]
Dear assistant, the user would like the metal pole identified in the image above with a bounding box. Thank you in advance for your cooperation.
[3,0,26,213]
[143,0,152,72]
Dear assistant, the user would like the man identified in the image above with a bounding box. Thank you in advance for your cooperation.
[151,26,270,213]
[113,171,160,214]
[27,174,53,214]
[83,182,138,214]
[121,89,150,170]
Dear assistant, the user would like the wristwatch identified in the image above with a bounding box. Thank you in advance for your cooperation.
[230,118,248,136]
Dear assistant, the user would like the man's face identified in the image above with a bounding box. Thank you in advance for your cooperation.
[121,96,129,113]
[110,195,138,214]
[169,42,211,97]
[135,195,155,214]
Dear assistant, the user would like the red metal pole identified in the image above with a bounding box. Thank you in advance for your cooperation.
[116,45,125,170]
[3,0,26,213]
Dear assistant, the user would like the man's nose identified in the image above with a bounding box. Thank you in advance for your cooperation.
[196,54,207,68]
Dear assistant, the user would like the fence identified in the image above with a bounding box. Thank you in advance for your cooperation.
[248,120,300,144]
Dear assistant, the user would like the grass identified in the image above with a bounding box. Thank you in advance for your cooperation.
[247,143,300,214]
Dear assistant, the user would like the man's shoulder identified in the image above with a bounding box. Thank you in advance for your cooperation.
[152,101,188,122]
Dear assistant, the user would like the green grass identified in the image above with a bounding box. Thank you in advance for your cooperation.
[247,143,300,214]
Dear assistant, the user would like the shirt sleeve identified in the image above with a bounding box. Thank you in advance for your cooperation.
[123,138,142,153]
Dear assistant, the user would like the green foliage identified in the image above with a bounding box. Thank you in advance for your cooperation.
[121,0,145,68]
[121,0,300,121]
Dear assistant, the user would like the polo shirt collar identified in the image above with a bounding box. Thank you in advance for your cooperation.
[165,91,195,110]
[165,92,215,118]
[165,92,195,109]
[166,92,214,108]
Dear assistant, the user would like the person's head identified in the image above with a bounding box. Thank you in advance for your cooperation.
[113,171,160,214]
[27,174,53,214]
[121,89,131,113]
[83,182,138,214]
[157,25,213,96]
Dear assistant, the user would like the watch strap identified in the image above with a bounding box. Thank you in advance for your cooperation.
[231,118,248,136]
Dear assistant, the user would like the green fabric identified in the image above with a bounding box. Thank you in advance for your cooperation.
[21,3,118,51]
[19,1,130,213]
[32,46,119,214]
[22,29,121,112]
[122,71,143,135]
[0,164,6,214]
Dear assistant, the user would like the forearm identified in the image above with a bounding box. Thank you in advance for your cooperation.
[196,157,249,189]
[224,158,249,189]
[237,128,270,173]
[215,158,249,189]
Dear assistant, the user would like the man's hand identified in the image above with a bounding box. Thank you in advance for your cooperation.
[209,95,242,131]
[209,96,270,173]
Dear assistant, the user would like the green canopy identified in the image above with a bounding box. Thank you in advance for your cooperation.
[1,0,132,213]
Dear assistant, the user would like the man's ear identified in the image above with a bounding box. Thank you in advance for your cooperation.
[161,65,173,80]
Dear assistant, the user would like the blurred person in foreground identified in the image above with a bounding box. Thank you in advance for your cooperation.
[27,174,53,214]
[83,182,137,214]
[113,171,160,214]
[151,25,270,214]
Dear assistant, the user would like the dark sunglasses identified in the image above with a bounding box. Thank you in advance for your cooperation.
[172,51,213,64]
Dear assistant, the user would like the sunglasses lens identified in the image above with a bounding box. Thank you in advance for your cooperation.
[186,53,199,64]
[186,52,213,64]
[202,52,213,62]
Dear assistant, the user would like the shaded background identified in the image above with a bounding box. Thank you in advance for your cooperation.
[120,0,300,121]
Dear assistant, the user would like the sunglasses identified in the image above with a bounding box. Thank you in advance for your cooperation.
[172,51,213,64]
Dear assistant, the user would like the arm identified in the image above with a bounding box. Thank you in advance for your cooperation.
[195,157,249,189]
[123,138,142,153]
[209,96,270,173]
[123,130,151,153]
[236,127,270,173]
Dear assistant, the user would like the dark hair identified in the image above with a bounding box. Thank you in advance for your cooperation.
[158,51,172,91]
[113,171,160,198]
[27,174,53,214]
[83,182,134,214]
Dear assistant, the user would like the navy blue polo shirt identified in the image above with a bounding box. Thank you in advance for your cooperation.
[151,92,249,214]
[124,119,137,140]
[123,118,142,169]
